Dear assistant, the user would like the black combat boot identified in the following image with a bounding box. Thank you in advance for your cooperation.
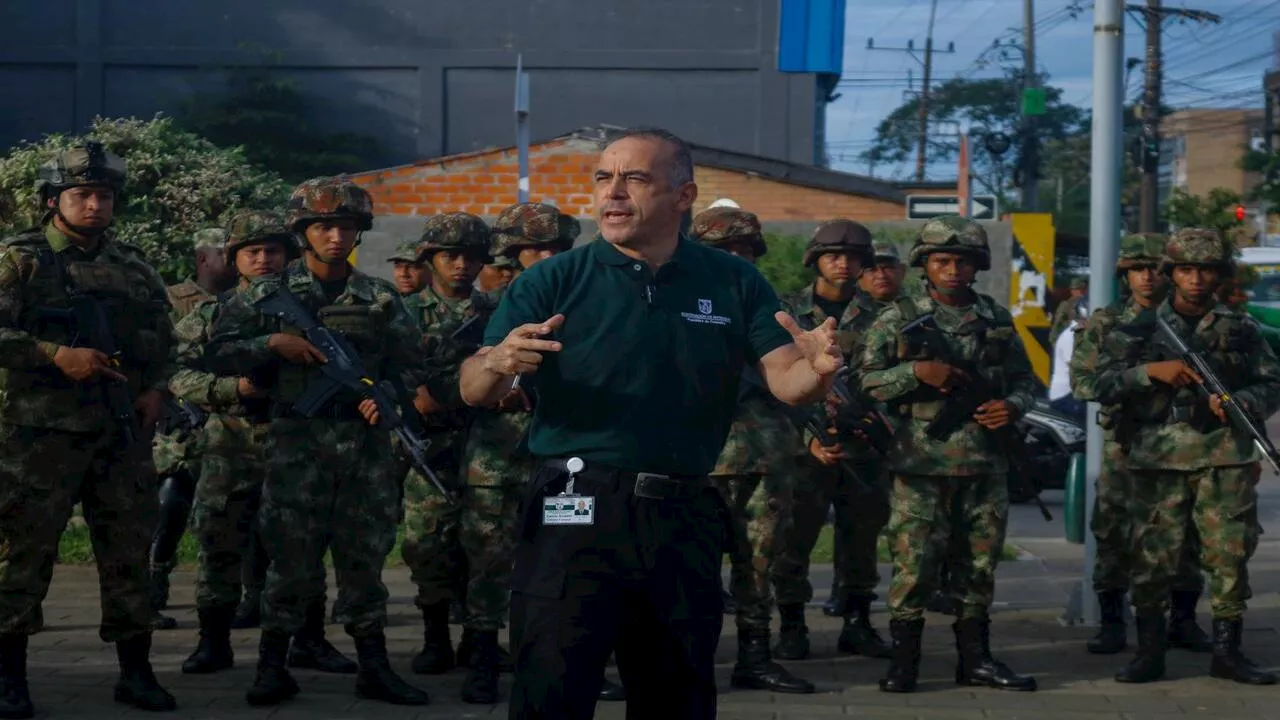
[722,588,739,616]
[411,601,455,674]
[730,628,816,693]
[773,604,810,660]
[113,633,177,711]
[879,618,925,693]
[598,678,626,701]
[354,632,430,705]
[288,600,357,674]
[149,561,175,613]
[0,635,33,719]
[953,617,1037,691]
[460,630,502,704]
[245,630,299,706]
[838,595,892,659]
[1209,618,1278,685]
[456,627,514,672]
[1087,589,1128,655]
[231,591,261,630]
[822,578,842,617]
[1167,589,1212,653]
[182,607,235,674]
[1114,612,1166,684]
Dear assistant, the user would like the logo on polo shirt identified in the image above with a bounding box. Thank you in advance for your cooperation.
[682,298,731,326]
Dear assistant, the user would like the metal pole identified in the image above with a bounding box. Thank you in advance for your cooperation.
[915,0,940,182]
[515,54,531,203]
[1139,0,1163,232]
[1083,0,1126,627]
[1022,0,1039,210]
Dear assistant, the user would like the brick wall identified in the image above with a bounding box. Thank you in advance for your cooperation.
[349,138,954,224]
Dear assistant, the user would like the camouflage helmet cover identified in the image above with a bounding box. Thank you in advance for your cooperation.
[419,212,493,262]
[224,210,298,261]
[287,177,374,232]
[908,215,990,270]
[1160,228,1233,276]
[872,242,901,264]
[1116,232,1166,274]
[489,254,521,270]
[35,141,127,199]
[491,203,579,259]
[386,238,425,263]
[803,219,874,267]
[689,207,766,257]
[192,228,227,252]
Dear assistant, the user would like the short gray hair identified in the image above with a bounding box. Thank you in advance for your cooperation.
[610,127,694,188]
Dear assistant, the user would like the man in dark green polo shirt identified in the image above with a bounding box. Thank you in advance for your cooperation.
[458,127,844,720]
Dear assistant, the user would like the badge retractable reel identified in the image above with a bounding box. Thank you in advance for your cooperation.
[542,456,595,526]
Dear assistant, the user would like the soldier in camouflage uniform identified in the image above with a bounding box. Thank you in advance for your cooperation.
[475,255,518,295]
[688,207,815,695]
[772,220,893,663]
[1050,277,1088,345]
[395,212,502,702]
[0,143,177,715]
[1090,229,1280,686]
[175,211,357,678]
[205,177,429,707]
[1070,233,1210,657]
[148,228,234,629]
[388,238,429,309]
[860,215,1039,694]
[450,202,580,703]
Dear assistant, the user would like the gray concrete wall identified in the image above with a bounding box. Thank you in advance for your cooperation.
[358,217,1015,307]
[0,0,825,168]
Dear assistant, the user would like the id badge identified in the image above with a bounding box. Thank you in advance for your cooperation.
[542,457,595,526]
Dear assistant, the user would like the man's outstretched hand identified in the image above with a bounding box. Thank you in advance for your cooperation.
[481,314,565,377]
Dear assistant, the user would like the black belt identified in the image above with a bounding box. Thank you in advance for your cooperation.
[540,457,708,500]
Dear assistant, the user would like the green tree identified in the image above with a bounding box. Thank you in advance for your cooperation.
[1240,147,1280,207]
[1163,187,1246,236]
[176,67,382,183]
[757,234,809,296]
[860,69,1086,211]
[0,116,291,281]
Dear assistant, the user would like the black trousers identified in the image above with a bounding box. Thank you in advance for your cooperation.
[508,461,730,720]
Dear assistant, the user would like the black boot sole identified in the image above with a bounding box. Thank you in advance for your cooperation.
[1210,664,1279,685]
[287,653,358,674]
[355,681,430,706]
[1114,663,1165,684]
[181,656,233,674]
[956,673,1038,692]
[878,678,916,693]
[113,684,177,712]
[837,639,892,659]
[729,674,816,694]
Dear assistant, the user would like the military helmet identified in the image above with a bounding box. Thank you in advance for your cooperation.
[1116,232,1166,275]
[387,238,425,264]
[1160,228,1233,276]
[872,242,901,264]
[224,210,298,261]
[908,215,990,271]
[690,207,767,257]
[192,228,228,253]
[491,203,579,259]
[489,254,521,270]
[286,177,374,233]
[35,142,127,201]
[419,212,492,262]
[803,219,874,267]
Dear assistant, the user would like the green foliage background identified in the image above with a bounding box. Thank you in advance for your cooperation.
[0,116,291,282]
[755,224,921,297]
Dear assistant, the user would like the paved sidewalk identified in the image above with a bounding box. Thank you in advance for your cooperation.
[28,564,1280,720]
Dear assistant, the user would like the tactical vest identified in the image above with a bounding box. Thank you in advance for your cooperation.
[168,280,212,321]
[890,295,1019,422]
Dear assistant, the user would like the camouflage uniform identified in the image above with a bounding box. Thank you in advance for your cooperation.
[397,213,501,692]
[1091,229,1280,686]
[771,219,892,663]
[688,207,813,695]
[206,178,428,707]
[387,239,427,314]
[1069,233,1207,657]
[1049,277,1088,346]
[861,216,1039,694]
[0,143,177,715]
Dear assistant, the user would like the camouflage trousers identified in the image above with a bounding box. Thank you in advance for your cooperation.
[260,419,400,638]
[1129,465,1260,618]
[193,415,327,611]
[773,457,889,610]
[712,471,793,630]
[886,473,1008,622]
[401,464,466,610]
[1092,438,1203,593]
[152,426,201,480]
[0,423,156,642]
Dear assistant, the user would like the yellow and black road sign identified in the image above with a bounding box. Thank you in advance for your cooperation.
[1007,213,1055,388]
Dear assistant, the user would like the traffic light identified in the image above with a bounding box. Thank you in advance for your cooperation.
[1236,205,1247,222]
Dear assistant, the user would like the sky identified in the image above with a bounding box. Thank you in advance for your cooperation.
[827,0,1280,180]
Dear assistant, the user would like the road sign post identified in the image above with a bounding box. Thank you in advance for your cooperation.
[906,195,998,220]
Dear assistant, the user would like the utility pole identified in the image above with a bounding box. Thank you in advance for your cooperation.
[514,54,531,203]
[1129,2,1221,231]
[1022,0,1039,211]
[867,0,953,182]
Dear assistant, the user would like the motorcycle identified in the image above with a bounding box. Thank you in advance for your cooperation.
[1010,397,1086,503]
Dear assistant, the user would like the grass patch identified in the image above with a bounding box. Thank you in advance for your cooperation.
[58,521,1018,568]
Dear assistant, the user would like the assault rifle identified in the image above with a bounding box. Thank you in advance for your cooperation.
[901,312,1053,521]
[1154,315,1280,475]
[254,286,453,503]
[450,313,487,345]
[159,397,208,435]
[35,294,138,448]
